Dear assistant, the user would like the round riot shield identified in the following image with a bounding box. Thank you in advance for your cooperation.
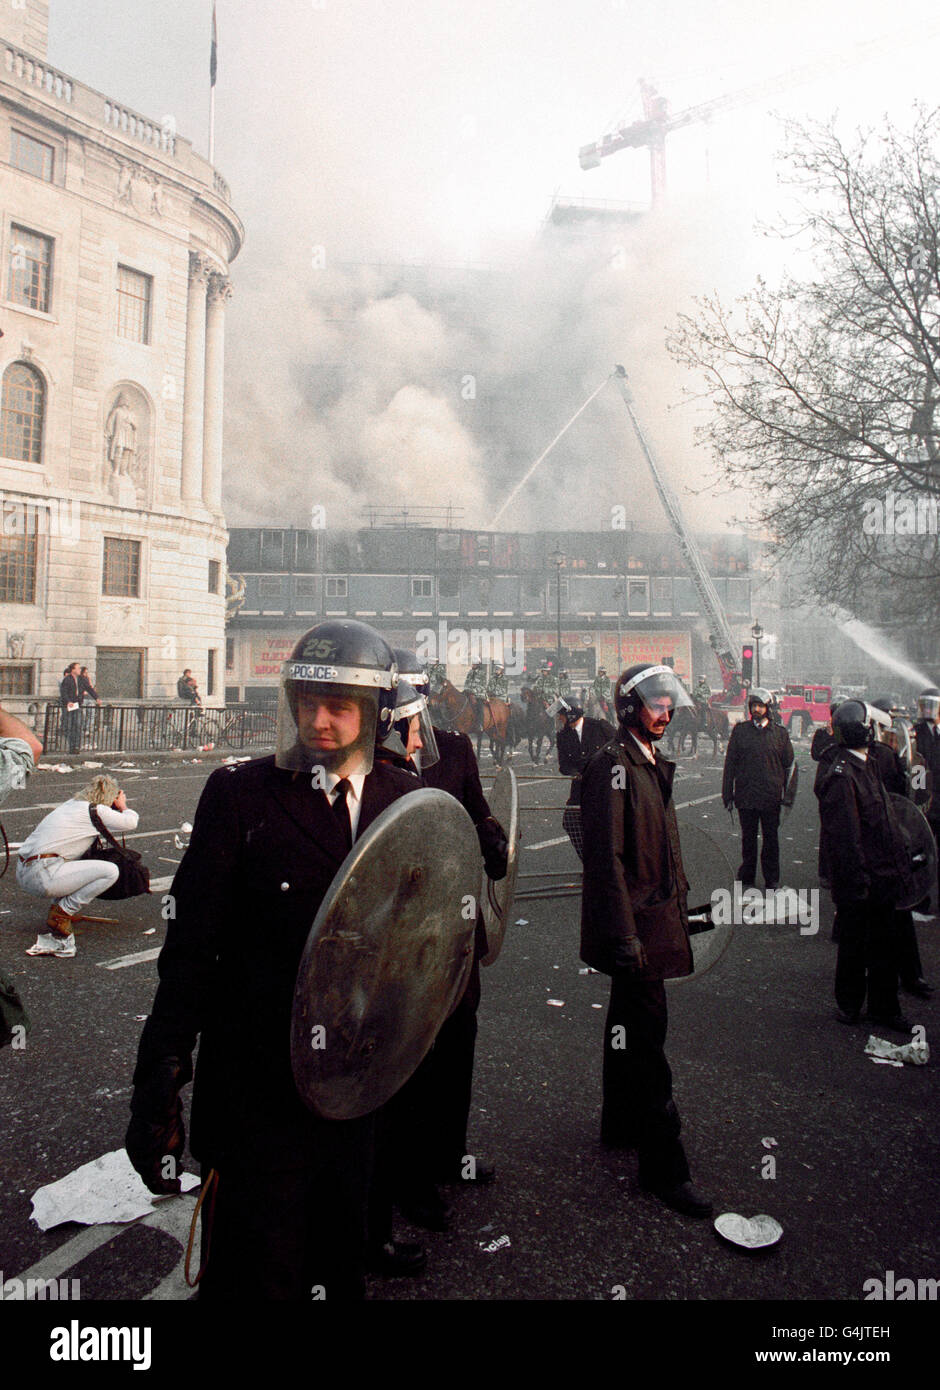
[480,765,520,967]
[291,789,481,1119]
[889,793,938,912]
[671,819,736,980]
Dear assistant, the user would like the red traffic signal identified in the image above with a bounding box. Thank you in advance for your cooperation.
[741,645,754,683]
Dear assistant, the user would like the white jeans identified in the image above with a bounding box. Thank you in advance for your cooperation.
[17,856,119,915]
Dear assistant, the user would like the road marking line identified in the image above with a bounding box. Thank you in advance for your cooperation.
[99,947,162,970]
[13,1193,198,1298]
[676,793,724,809]
[525,836,570,851]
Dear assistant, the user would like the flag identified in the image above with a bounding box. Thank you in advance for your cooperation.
[210,4,218,88]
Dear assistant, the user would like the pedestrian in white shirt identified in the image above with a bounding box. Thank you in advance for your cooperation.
[18,775,139,958]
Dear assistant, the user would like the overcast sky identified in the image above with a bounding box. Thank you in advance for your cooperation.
[47,1,940,532]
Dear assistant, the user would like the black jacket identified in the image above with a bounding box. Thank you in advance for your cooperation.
[580,733,692,981]
[557,717,617,804]
[722,718,794,811]
[914,720,940,821]
[423,728,508,878]
[59,673,79,709]
[132,754,420,1164]
[810,727,836,762]
[814,747,912,907]
[868,739,907,796]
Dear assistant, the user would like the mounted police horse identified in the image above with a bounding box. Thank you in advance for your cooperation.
[429,679,512,764]
[520,687,554,765]
[667,702,729,758]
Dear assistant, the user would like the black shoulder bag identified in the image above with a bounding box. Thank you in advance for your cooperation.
[80,805,151,899]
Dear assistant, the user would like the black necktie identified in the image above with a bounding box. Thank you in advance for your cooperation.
[331,778,353,851]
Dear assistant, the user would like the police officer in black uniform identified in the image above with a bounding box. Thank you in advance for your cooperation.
[125,621,421,1300]
[552,696,616,860]
[580,663,712,1218]
[815,700,914,1032]
[913,687,940,897]
[371,652,507,1234]
[722,687,795,889]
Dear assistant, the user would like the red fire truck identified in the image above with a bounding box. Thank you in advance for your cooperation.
[775,683,832,738]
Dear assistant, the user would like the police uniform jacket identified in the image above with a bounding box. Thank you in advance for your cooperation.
[722,718,794,811]
[914,720,940,822]
[132,754,419,1165]
[814,747,912,907]
[810,727,836,762]
[580,733,692,981]
[868,740,907,796]
[556,717,617,805]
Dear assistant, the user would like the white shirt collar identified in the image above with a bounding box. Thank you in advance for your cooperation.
[325,768,366,803]
[629,730,656,763]
[848,748,868,762]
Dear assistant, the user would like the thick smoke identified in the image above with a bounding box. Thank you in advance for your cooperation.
[222,191,755,533]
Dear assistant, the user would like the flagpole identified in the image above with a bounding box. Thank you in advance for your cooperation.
[208,2,217,164]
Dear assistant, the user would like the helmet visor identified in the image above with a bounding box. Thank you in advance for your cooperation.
[619,665,694,718]
[276,666,381,775]
[918,694,940,720]
[386,681,440,770]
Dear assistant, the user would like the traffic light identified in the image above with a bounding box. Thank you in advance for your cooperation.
[741,644,754,685]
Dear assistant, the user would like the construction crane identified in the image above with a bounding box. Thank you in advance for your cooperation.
[611,366,742,696]
[579,30,932,205]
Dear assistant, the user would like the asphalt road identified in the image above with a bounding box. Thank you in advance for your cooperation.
[1,737,937,1355]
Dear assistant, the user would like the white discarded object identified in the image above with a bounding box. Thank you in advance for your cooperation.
[515,918,528,926]
[31,1149,199,1231]
[714,1213,783,1249]
[81,761,103,769]
[869,1056,903,1067]
[478,1234,511,1253]
[37,763,72,774]
[865,1034,929,1066]
[143,929,156,936]
[760,1137,778,1150]
[546,999,565,1007]
[579,967,600,975]
[181,822,193,833]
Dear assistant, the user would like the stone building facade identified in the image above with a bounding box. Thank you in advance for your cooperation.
[0,1,243,711]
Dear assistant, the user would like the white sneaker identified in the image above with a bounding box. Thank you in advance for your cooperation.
[26,932,76,958]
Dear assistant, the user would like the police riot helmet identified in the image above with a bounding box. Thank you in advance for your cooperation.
[832,699,871,750]
[917,687,940,721]
[614,662,693,731]
[276,620,398,775]
[547,697,583,723]
[392,648,429,691]
[386,652,440,770]
[748,687,772,714]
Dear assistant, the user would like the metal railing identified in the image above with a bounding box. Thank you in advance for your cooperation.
[41,703,277,756]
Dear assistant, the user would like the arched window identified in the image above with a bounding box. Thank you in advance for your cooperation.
[1,362,45,462]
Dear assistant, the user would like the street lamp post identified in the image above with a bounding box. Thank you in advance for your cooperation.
[551,547,565,670]
[613,580,625,673]
[751,620,764,689]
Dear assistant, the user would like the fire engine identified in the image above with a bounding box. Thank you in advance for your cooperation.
[775,683,832,738]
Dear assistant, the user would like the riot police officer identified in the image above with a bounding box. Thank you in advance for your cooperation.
[722,687,795,889]
[463,661,488,700]
[815,700,914,1031]
[486,663,509,701]
[125,621,420,1300]
[580,663,712,1218]
[592,667,612,718]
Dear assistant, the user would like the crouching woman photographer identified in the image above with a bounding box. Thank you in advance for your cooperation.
[17,775,139,959]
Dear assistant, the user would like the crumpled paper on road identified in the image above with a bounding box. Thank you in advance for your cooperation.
[865,1034,929,1066]
[31,1148,200,1230]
